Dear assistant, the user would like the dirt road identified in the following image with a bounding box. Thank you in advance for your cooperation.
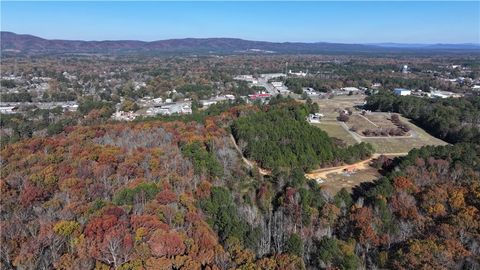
[305,153,407,180]
[229,134,271,175]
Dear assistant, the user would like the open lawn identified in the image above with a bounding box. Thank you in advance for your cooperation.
[364,113,398,129]
[312,122,358,145]
[363,137,432,153]
[346,115,379,130]
[312,110,447,155]
[360,114,447,153]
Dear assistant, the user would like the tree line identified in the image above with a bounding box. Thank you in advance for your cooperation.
[365,91,480,143]
[231,100,373,171]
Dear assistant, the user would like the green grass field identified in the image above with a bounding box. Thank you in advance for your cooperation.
[313,122,358,146]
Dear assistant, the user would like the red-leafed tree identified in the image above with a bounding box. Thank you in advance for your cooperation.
[85,207,133,268]
[156,189,177,205]
[148,229,186,258]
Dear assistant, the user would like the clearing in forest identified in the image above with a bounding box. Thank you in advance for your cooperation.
[308,97,448,193]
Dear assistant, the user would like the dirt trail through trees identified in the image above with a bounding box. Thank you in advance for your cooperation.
[229,134,271,175]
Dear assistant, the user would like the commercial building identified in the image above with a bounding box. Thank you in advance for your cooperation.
[341,87,361,92]
[393,88,411,96]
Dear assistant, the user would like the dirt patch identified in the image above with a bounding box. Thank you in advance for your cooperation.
[314,167,381,195]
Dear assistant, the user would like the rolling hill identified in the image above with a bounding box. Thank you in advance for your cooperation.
[2,31,479,55]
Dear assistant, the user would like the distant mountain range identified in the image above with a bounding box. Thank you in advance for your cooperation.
[1,32,479,55]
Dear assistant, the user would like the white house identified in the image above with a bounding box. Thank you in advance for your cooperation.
[341,87,360,92]
[307,113,324,123]
[0,106,17,114]
[303,87,319,97]
[271,81,283,88]
[393,88,411,96]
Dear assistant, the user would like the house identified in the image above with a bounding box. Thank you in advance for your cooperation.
[200,100,218,107]
[271,81,283,88]
[341,87,360,92]
[200,95,236,108]
[307,113,324,123]
[61,103,79,112]
[393,88,411,96]
[152,97,163,104]
[303,87,319,97]
[0,106,17,114]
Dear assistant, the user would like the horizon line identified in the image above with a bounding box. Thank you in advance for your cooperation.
[2,31,480,46]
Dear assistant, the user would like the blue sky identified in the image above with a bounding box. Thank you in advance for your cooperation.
[1,1,479,44]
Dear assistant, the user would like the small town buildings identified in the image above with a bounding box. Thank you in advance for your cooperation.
[112,111,138,121]
[233,75,258,84]
[393,88,411,96]
[200,95,236,108]
[288,70,307,77]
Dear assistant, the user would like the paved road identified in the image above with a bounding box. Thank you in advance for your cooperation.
[255,76,278,96]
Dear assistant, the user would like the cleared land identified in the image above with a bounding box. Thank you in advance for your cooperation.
[347,115,379,130]
[312,95,366,120]
[315,167,380,194]
[308,96,448,194]
[312,122,359,145]
[364,113,397,129]
[305,153,402,194]
[315,115,446,154]
[313,96,447,154]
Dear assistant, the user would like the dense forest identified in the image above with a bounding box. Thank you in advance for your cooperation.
[365,92,480,144]
[231,98,374,171]
[284,78,331,94]
[1,100,480,270]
